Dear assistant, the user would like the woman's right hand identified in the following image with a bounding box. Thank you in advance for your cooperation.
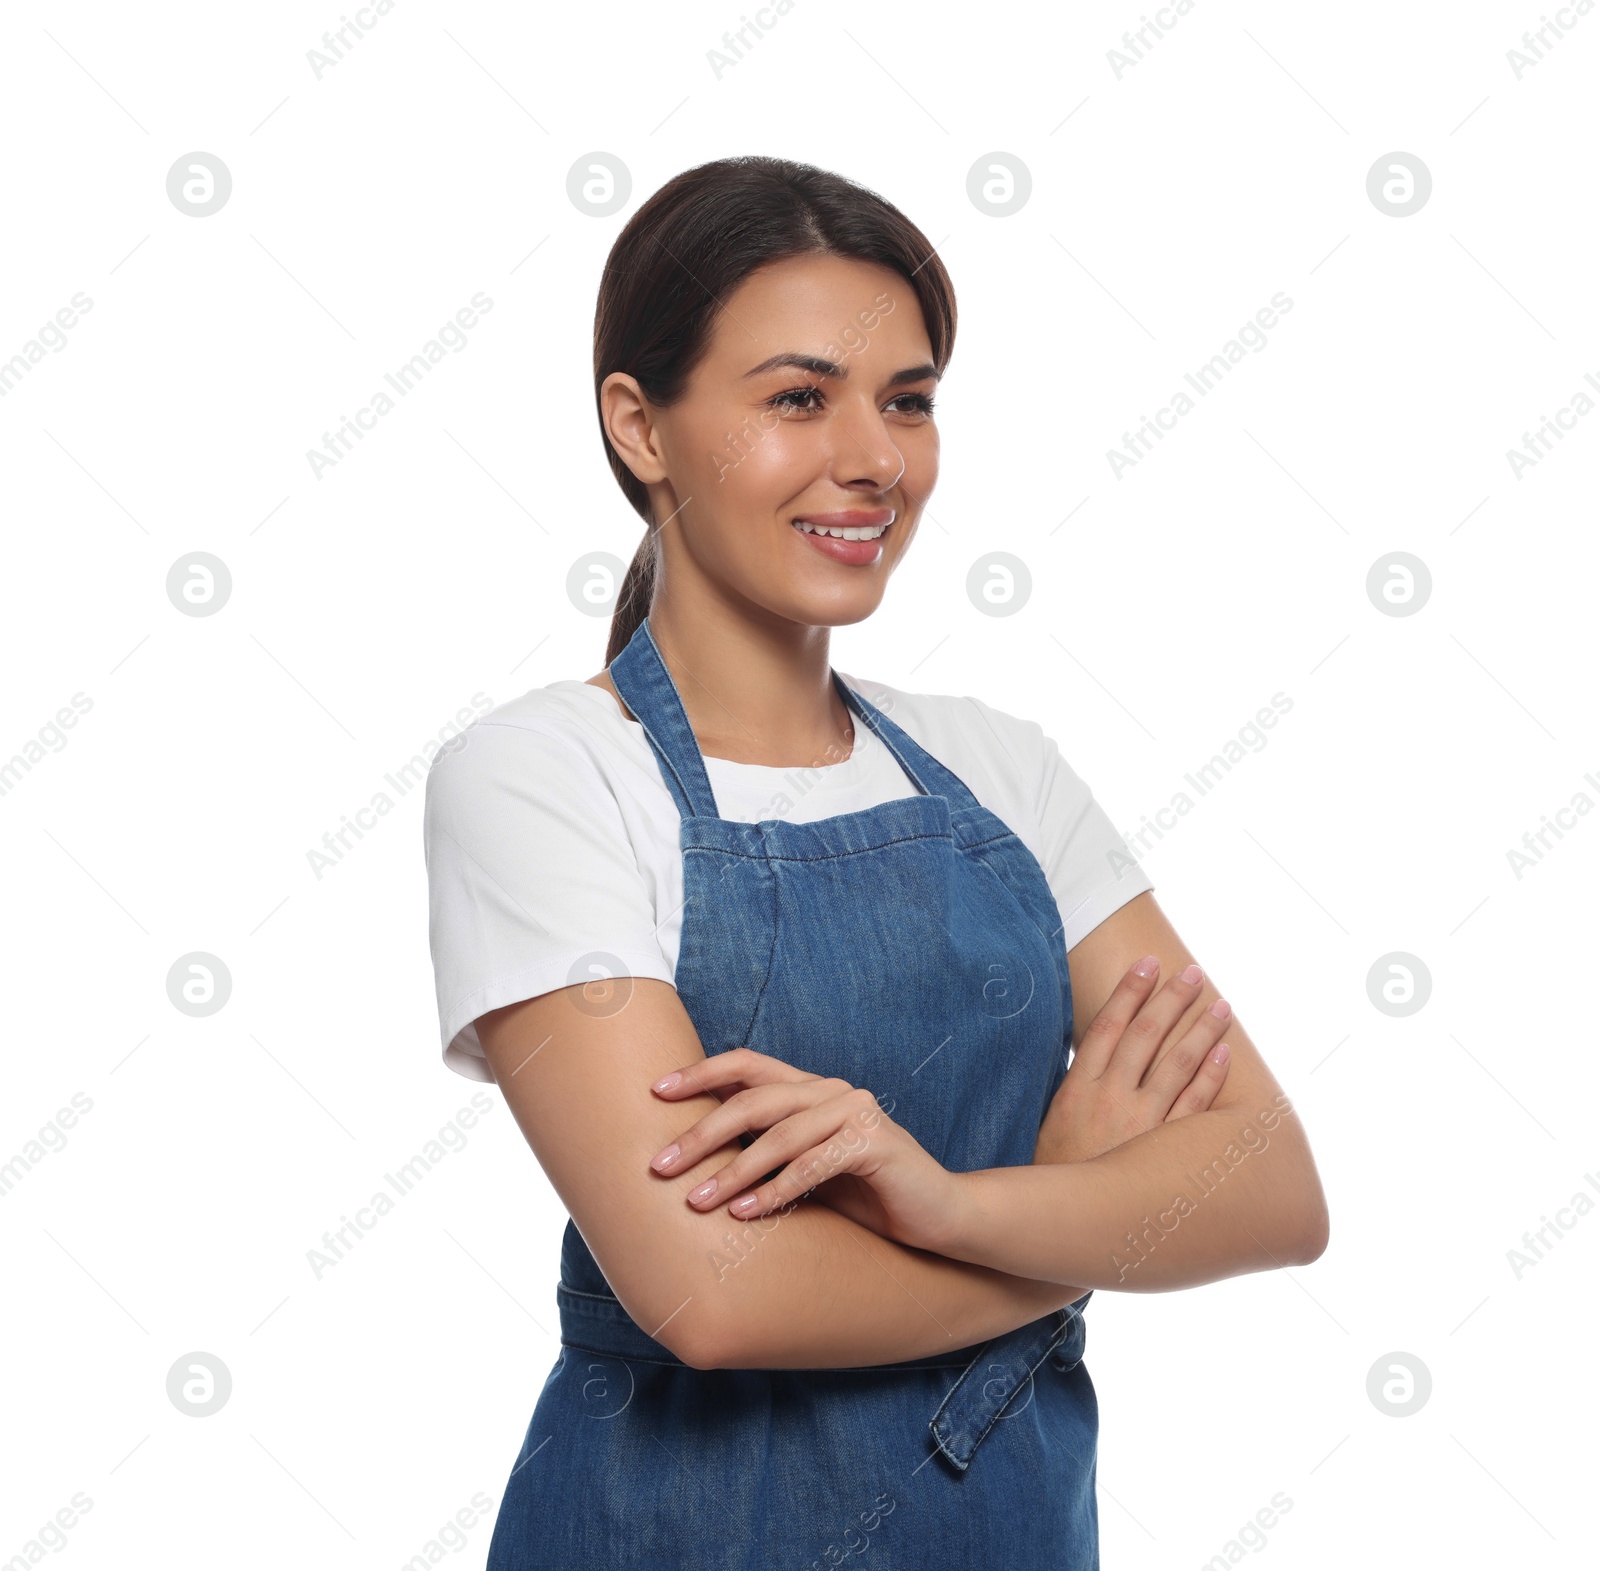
[1033,955,1233,1166]
[647,1047,972,1255]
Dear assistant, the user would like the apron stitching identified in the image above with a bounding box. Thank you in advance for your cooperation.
[734,846,783,1047]
[966,837,1072,953]
[683,828,953,863]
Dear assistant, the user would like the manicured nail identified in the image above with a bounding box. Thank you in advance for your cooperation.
[729,1194,759,1215]
[689,1178,718,1204]
[651,1143,679,1171]
[1133,955,1159,978]
[1208,999,1231,1020]
[1180,964,1203,985]
[653,1072,682,1093]
[1212,1043,1230,1065]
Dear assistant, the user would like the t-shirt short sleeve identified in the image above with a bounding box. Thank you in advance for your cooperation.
[964,696,1153,953]
[422,718,674,1081]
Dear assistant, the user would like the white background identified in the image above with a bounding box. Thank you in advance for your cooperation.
[2,1,1595,1566]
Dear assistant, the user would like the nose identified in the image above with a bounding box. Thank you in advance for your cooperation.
[829,397,907,492]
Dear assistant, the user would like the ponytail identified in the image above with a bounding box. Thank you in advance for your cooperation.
[605,528,657,666]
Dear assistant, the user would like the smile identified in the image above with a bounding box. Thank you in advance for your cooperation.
[792,519,890,540]
[790,506,896,541]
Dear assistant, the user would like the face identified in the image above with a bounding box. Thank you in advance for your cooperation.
[601,252,940,628]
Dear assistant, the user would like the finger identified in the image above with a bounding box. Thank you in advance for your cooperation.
[650,1078,852,1176]
[1073,955,1163,1077]
[709,1091,881,1219]
[1101,961,1210,1086]
[651,1046,823,1100]
[685,1094,866,1214]
[1142,995,1231,1111]
[1165,1040,1230,1120]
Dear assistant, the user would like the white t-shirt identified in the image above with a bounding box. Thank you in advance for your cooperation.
[423,675,1153,1082]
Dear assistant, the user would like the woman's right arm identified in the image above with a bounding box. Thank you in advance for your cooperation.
[476,976,1084,1371]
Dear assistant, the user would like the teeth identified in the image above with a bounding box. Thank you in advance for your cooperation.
[794,520,889,540]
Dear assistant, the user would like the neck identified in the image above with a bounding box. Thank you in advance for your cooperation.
[644,596,855,769]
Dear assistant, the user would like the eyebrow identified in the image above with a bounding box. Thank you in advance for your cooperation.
[742,352,939,388]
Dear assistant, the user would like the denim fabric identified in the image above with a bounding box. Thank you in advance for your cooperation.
[487,618,1099,1569]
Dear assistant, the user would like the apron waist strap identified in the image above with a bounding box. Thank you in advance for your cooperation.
[929,1296,1090,1471]
[557,1284,690,1365]
[556,1282,1011,1373]
[559,1279,1090,1475]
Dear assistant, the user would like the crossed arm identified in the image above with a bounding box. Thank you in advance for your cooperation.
[476,891,1328,1371]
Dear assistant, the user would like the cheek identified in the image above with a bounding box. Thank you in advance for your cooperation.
[715,420,817,505]
[897,430,939,499]
[693,406,773,481]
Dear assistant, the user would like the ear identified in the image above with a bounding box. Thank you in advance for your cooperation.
[600,372,670,486]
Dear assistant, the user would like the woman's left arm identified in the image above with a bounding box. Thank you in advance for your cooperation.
[938,890,1331,1288]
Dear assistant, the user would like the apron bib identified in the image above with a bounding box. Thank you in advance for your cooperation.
[488,618,1099,1570]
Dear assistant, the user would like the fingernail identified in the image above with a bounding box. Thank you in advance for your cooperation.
[1208,999,1231,1020]
[1134,955,1159,978]
[1180,964,1203,985]
[651,1143,679,1171]
[1212,1043,1230,1065]
[689,1178,717,1204]
[729,1194,758,1215]
[653,1072,682,1093]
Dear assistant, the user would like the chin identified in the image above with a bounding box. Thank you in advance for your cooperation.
[770,589,888,629]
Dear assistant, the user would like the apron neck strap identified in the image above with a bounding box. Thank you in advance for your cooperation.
[834,676,978,807]
[608,616,983,820]
[608,617,720,820]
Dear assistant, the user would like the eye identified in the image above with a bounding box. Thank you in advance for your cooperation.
[767,384,825,412]
[765,387,938,416]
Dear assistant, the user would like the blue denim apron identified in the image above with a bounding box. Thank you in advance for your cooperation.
[487,617,1098,1570]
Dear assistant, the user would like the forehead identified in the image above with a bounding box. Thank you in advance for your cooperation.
[703,253,931,367]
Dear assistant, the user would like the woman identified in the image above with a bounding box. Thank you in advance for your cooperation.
[423,155,1329,1569]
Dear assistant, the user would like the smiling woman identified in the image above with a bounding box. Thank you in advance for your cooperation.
[423,153,1327,1571]
[589,243,943,677]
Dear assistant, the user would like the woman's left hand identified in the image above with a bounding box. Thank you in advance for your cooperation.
[647,1048,961,1253]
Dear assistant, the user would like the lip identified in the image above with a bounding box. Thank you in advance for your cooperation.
[789,506,895,567]
[790,509,895,528]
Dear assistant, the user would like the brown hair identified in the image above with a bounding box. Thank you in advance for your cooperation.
[594,155,957,665]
